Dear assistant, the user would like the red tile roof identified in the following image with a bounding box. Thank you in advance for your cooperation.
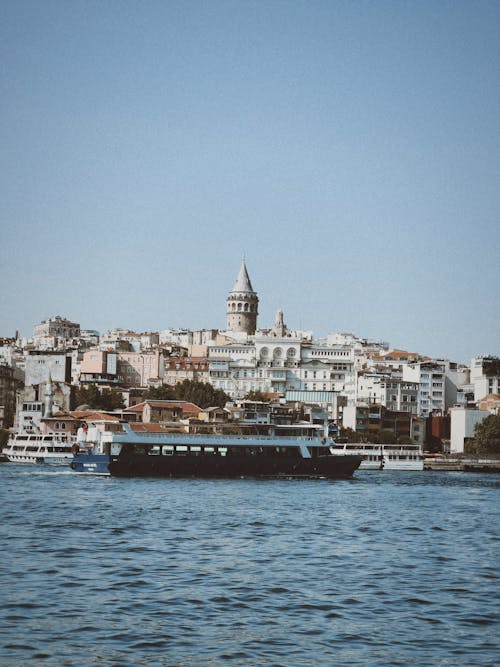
[70,410,122,422]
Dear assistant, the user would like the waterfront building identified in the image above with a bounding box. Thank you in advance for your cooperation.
[449,406,489,454]
[426,411,451,452]
[342,402,423,444]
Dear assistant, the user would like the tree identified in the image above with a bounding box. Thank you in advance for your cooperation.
[469,415,500,457]
[146,381,230,409]
[172,380,230,409]
[244,390,270,402]
[73,385,124,411]
[144,386,176,401]
[99,389,125,411]
[379,429,397,444]
[338,427,358,443]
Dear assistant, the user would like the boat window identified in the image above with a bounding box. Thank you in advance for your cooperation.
[148,446,161,456]
[162,445,174,456]
[176,446,188,456]
[132,445,149,455]
[203,446,215,454]
[190,446,202,455]
[218,447,227,457]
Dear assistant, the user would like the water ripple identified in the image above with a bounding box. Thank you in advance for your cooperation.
[0,466,498,666]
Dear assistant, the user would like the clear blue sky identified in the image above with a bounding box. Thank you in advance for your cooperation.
[1,0,499,364]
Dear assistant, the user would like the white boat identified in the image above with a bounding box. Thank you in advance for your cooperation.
[3,432,76,464]
[335,443,424,471]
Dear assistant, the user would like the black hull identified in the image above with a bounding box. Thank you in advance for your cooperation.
[109,453,362,479]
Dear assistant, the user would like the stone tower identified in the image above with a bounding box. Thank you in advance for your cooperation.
[226,259,259,335]
[43,374,54,419]
[270,308,287,337]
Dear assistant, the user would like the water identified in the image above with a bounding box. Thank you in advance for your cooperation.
[0,465,498,667]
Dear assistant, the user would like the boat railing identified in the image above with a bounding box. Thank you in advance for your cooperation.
[116,430,322,444]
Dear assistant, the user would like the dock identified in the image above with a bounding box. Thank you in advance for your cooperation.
[424,457,500,472]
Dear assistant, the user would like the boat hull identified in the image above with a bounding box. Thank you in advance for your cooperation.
[109,452,362,479]
[4,434,75,465]
[5,452,74,464]
[70,454,112,475]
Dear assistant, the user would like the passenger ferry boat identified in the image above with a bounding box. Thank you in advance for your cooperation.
[71,423,362,478]
[334,443,424,471]
[3,432,76,464]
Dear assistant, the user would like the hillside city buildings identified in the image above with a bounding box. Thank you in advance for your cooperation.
[1,259,499,453]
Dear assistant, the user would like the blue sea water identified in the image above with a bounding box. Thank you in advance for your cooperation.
[0,465,498,667]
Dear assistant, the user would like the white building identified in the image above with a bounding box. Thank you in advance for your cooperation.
[356,371,418,413]
[403,361,446,418]
[470,356,500,402]
[33,315,80,350]
[449,407,489,454]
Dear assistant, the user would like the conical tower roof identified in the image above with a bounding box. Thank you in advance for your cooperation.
[231,259,255,293]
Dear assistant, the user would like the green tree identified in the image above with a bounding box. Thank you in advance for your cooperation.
[339,427,358,443]
[99,389,125,411]
[379,429,397,444]
[144,385,176,400]
[74,385,124,411]
[172,380,230,409]
[74,384,101,408]
[244,390,270,402]
[470,414,500,457]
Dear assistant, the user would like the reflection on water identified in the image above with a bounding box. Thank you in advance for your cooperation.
[0,466,498,666]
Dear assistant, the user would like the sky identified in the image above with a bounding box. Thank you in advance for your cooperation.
[1,0,499,364]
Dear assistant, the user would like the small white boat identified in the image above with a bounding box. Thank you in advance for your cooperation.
[3,433,76,464]
[334,443,424,471]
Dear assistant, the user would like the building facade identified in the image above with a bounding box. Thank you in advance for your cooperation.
[449,407,489,454]
[470,356,500,402]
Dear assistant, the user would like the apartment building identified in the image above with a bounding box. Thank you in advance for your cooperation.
[470,356,500,402]
[164,357,209,385]
[402,361,446,418]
